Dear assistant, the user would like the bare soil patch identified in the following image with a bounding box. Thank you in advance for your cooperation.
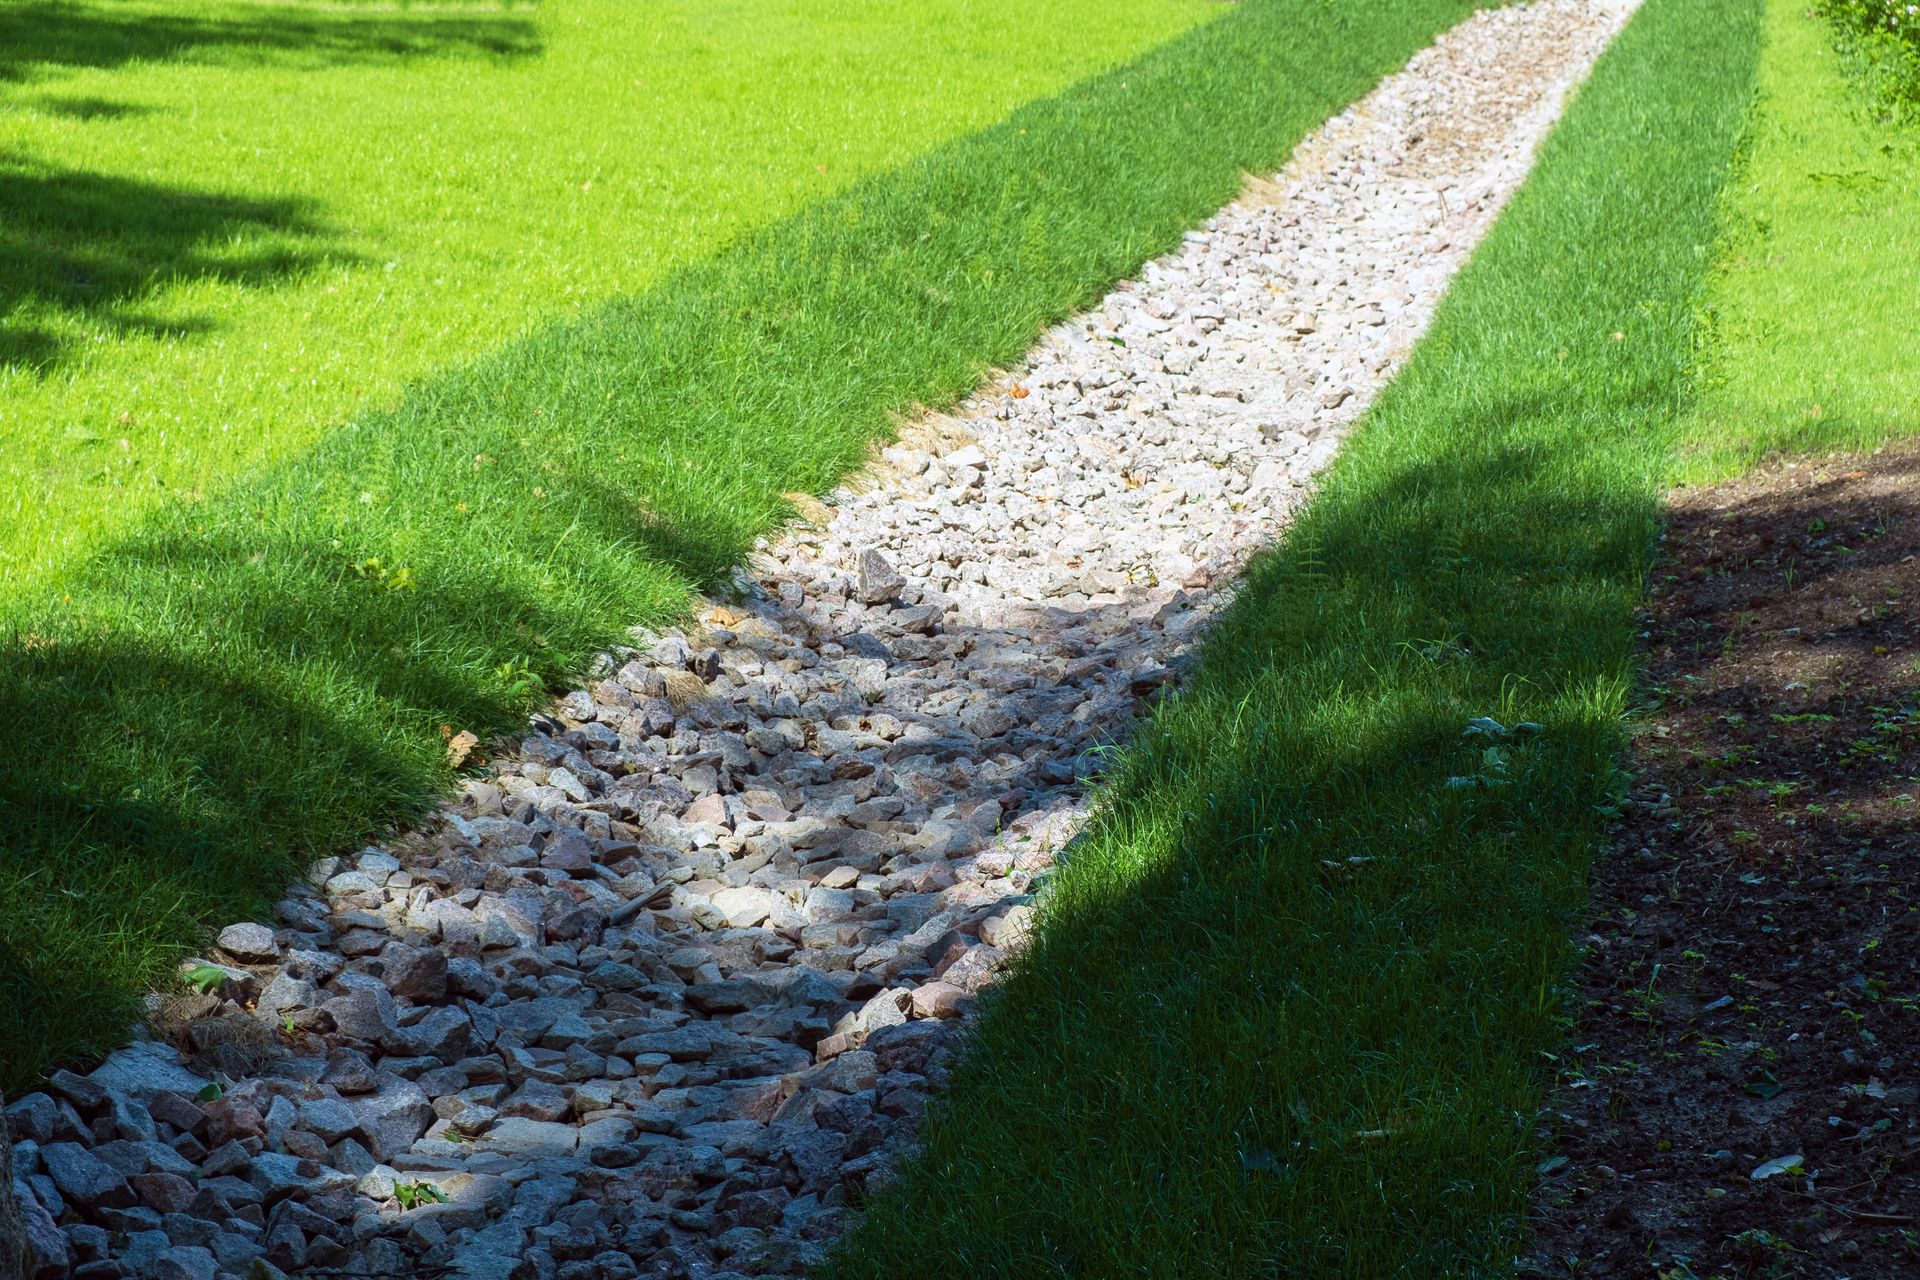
[1529,447,1920,1277]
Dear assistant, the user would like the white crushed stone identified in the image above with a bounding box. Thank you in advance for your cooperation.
[7,4,1637,1277]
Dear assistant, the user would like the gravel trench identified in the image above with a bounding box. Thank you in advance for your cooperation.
[6,4,1636,1278]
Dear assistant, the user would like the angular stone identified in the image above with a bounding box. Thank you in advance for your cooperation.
[538,827,596,873]
[249,1152,352,1202]
[708,886,785,930]
[909,980,965,1019]
[397,1006,473,1059]
[855,549,905,604]
[808,1049,879,1094]
[325,870,380,895]
[321,975,401,1047]
[3,1093,65,1145]
[255,972,322,1024]
[979,904,1035,949]
[803,887,857,924]
[321,1048,380,1095]
[353,1164,401,1199]
[130,1171,197,1215]
[684,979,774,1015]
[47,1068,108,1111]
[883,893,942,935]
[346,1077,433,1162]
[584,961,647,992]
[295,1097,357,1144]
[216,922,281,964]
[17,1176,71,1275]
[852,988,911,1037]
[379,943,448,1001]
[41,1142,134,1210]
[474,1117,577,1157]
[779,968,845,1008]
[577,1117,635,1149]
[499,1081,570,1123]
[937,943,1004,993]
[866,1020,949,1074]
[146,1090,208,1138]
[152,1244,219,1280]
[490,997,576,1043]
[85,1043,208,1101]
[199,1139,251,1178]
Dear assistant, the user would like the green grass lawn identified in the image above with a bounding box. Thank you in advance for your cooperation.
[0,0,1486,1088]
[0,0,1212,591]
[824,0,1768,1273]
[1679,0,1920,479]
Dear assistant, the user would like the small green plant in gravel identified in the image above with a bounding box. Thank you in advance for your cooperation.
[180,963,228,995]
[393,1182,449,1212]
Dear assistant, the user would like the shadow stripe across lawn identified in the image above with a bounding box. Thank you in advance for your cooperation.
[822,0,1766,1275]
[0,0,1483,1088]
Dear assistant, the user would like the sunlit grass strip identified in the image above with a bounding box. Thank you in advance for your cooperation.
[824,0,1765,1274]
[0,0,1213,589]
[1679,0,1920,480]
[0,0,1483,1087]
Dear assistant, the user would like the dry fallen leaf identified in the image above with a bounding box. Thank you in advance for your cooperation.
[445,730,479,768]
[1749,1153,1805,1181]
[783,492,833,526]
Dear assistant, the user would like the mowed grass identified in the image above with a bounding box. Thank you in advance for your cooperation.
[0,0,1213,590]
[824,0,1766,1275]
[0,0,1486,1087]
[1677,0,1920,479]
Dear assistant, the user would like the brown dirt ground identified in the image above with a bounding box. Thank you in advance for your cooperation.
[1526,446,1920,1279]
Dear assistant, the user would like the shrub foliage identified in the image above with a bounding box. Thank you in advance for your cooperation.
[1817,0,1920,112]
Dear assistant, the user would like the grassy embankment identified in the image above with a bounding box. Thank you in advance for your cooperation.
[826,0,1769,1274]
[0,0,1212,589]
[0,0,1483,1087]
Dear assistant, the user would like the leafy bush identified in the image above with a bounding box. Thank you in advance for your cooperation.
[1817,0,1920,114]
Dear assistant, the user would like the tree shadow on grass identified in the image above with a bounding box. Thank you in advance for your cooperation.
[0,399,1652,1110]
[830,424,1676,1276]
[0,0,541,84]
[0,157,349,371]
[0,634,435,1078]
[0,474,1084,1087]
[0,555,612,1088]
[0,0,544,371]
[1524,448,1920,1275]
[24,94,156,121]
